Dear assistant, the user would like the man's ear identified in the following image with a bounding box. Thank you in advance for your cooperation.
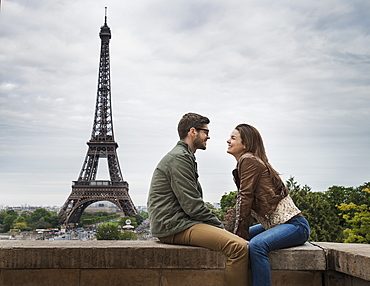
[188,127,197,137]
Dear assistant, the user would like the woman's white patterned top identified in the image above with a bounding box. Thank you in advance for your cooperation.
[251,194,301,230]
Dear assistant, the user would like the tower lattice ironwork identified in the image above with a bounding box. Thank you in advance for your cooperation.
[59,9,136,225]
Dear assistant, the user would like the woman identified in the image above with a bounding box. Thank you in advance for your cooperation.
[227,124,310,286]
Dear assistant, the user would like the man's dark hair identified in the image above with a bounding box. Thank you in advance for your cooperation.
[177,113,210,140]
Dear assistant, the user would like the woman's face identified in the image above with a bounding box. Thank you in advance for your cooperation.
[227,129,246,159]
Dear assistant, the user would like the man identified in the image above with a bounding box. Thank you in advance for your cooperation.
[147,113,248,286]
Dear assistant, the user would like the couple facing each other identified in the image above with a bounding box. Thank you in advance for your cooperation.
[147,112,310,286]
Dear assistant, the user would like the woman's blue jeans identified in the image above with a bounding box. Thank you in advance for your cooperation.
[248,216,310,286]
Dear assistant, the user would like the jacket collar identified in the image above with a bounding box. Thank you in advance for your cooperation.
[177,140,196,158]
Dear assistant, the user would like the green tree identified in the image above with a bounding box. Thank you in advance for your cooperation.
[287,177,344,242]
[322,183,370,223]
[82,218,94,226]
[1,209,62,232]
[34,218,52,229]
[95,223,122,240]
[27,208,59,229]
[30,208,50,222]
[1,210,18,232]
[219,191,237,230]
[13,216,29,231]
[80,211,120,226]
[14,222,28,231]
[19,212,32,226]
[318,182,370,242]
[337,203,370,243]
[220,191,237,213]
[45,213,60,227]
[120,232,138,240]
[137,210,148,221]
[134,213,144,226]
[3,215,17,231]
[205,202,221,219]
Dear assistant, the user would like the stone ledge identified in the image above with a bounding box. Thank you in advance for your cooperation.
[0,241,322,271]
[0,240,226,270]
[0,240,369,286]
[313,242,370,282]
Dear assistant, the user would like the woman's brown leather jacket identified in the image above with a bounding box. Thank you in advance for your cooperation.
[232,153,288,240]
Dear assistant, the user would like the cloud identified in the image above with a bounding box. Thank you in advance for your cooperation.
[0,0,369,206]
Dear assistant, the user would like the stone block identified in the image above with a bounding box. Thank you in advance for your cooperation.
[325,270,370,286]
[0,241,81,269]
[271,270,323,286]
[160,269,226,286]
[270,242,326,271]
[314,242,370,282]
[80,269,160,286]
[0,269,79,286]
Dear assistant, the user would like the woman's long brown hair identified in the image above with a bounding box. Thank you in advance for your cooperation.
[235,124,288,194]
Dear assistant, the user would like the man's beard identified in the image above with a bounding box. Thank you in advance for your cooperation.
[193,134,206,150]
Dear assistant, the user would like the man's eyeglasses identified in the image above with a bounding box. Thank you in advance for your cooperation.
[196,128,209,136]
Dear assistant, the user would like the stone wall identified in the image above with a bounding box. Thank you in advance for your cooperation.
[0,241,369,286]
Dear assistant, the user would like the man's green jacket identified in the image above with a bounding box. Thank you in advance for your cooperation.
[147,141,223,238]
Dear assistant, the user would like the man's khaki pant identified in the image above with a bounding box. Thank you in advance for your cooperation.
[159,223,249,286]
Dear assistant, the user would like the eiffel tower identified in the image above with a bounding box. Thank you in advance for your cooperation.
[59,9,136,226]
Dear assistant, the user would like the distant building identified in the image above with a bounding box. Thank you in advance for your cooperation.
[0,205,61,214]
[136,206,148,212]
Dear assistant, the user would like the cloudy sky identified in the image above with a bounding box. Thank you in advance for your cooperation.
[1,0,369,208]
